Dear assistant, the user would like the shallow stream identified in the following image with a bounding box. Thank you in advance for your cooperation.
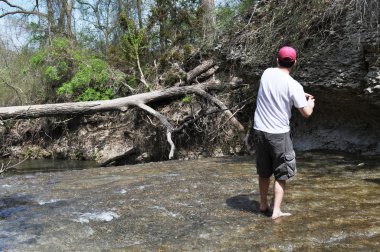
[0,151,379,251]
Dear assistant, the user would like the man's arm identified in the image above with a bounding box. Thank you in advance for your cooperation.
[298,93,315,118]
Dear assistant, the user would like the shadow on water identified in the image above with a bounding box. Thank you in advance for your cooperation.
[0,195,32,219]
[363,178,380,185]
[226,194,272,217]
[0,194,39,250]
[0,193,71,251]
[1,159,98,175]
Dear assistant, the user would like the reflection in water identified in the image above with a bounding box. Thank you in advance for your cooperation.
[0,151,379,251]
[1,159,98,174]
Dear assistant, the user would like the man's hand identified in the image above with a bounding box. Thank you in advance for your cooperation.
[299,93,315,118]
[305,93,314,101]
[305,93,315,108]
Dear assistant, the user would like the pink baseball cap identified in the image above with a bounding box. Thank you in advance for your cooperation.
[278,46,297,62]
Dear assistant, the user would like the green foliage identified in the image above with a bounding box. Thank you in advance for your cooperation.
[122,29,146,62]
[28,22,46,46]
[182,95,192,104]
[77,87,113,101]
[57,58,111,101]
[44,66,60,81]
[238,0,256,13]
[147,0,202,50]
[30,37,119,102]
[30,50,47,67]
[127,76,139,88]
[52,38,69,53]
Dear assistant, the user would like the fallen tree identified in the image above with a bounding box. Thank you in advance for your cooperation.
[0,60,246,161]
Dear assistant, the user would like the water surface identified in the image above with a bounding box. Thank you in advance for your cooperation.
[0,152,379,251]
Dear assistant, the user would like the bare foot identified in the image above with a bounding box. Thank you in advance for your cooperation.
[259,206,273,217]
[271,211,292,220]
[259,204,270,212]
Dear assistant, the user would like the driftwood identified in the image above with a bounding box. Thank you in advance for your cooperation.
[186,60,215,83]
[0,61,245,160]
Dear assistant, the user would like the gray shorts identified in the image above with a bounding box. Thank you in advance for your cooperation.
[254,129,296,180]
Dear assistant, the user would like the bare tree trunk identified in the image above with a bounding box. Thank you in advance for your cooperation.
[46,0,55,41]
[136,0,143,30]
[200,0,216,46]
[64,0,75,37]
[156,0,166,52]
[57,1,66,34]
[58,0,75,37]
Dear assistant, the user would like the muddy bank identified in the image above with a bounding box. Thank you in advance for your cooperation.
[0,101,241,165]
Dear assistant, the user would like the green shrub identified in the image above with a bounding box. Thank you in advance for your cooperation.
[182,95,192,103]
[30,37,120,102]
[30,50,47,67]
[44,66,60,81]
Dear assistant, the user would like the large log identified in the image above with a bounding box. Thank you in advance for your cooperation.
[0,80,220,120]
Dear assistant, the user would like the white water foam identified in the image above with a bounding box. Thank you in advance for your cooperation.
[74,211,120,224]
[120,189,128,194]
[137,185,152,190]
[151,206,179,218]
[37,199,61,205]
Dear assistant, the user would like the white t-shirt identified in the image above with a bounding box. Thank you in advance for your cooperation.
[254,68,308,134]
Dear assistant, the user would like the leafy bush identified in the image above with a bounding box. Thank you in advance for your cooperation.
[30,37,120,102]
[182,95,193,103]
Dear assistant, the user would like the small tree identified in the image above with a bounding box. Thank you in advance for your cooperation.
[120,14,150,91]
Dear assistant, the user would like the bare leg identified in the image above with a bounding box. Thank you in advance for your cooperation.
[271,179,291,220]
[259,176,270,211]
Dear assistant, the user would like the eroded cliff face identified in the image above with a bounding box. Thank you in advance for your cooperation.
[223,0,380,154]
[294,2,380,154]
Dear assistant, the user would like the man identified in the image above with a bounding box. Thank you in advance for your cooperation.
[253,46,315,220]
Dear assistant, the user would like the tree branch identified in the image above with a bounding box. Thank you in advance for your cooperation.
[0,0,48,19]
[0,76,25,104]
[0,10,48,18]
[137,103,175,159]
[192,89,245,134]
[186,60,215,83]
[0,0,25,10]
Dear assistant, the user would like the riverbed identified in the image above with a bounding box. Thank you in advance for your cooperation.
[1,151,379,251]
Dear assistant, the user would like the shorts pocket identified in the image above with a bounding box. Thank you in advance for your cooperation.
[284,150,296,178]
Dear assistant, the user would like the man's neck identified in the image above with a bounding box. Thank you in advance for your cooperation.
[277,67,291,75]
